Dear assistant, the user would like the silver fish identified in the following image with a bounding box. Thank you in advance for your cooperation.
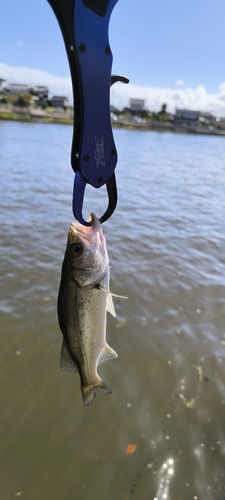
[57,213,117,407]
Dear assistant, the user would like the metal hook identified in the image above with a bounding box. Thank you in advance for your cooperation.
[110,74,129,87]
[73,171,117,226]
[100,172,117,223]
[72,172,88,226]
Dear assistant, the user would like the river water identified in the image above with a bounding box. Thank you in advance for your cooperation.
[0,121,225,500]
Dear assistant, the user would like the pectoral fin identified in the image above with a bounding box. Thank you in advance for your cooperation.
[97,285,127,317]
[106,292,116,317]
[98,344,118,365]
[60,339,79,373]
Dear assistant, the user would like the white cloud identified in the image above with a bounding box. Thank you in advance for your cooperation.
[175,80,184,87]
[1,62,225,117]
[0,62,73,101]
[111,82,225,117]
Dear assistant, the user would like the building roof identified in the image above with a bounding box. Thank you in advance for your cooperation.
[200,111,215,119]
[4,83,32,93]
[51,95,68,101]
[32,85,48,92]
[110,105,120,114]
[175,108,201,115]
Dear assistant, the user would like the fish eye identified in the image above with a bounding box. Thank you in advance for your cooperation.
[70,243,83,258]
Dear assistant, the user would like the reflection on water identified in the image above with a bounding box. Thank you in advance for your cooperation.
[0,121,225,499]
[153,457,175,500]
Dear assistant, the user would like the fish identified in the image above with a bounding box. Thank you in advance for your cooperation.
[57,213,118,408]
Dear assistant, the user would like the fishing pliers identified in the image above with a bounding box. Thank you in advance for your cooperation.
[47,0,129,225]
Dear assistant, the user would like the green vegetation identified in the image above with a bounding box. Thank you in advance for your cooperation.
[155,103,170,121]
[0,94,17,105]
[0,111,20,120]
[0,97,224,133]
[16,93,33,106]
[0,111,31,121]
[0,92,33,107]
[0,93,73,124]
[42,116,73,124]
[0,109,72,125]
[119,103,170,123]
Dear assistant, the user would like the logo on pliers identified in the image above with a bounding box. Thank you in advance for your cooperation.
[94,136,105,168]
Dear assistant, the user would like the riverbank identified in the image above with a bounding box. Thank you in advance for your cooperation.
[0,104,73,124]
[113,118,225,136]
[1,104,225,136]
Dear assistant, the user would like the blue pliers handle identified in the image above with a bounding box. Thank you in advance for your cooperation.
[47,0,129,225]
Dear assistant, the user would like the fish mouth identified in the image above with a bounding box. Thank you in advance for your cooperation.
[88,213,101,230]
[70,214,104,246]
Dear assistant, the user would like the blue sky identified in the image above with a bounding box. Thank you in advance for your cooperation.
[1,0,225,114]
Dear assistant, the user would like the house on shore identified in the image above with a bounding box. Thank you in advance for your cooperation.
[110,104,121,122]
[174,109,217,128]
[0,78,5,91]
[110,104,120,115]
[216,117,225,129]
[0,79,70,109]
[49,95,69,109]
[129,98,145,113]
[200,111,216,123]
[31,86,49,106]
[3,83,33,95]
[1,82,50,107]
[173,109,218,129]
[174,109,201,127]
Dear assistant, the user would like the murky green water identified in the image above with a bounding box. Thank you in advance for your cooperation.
[1,121,225,499]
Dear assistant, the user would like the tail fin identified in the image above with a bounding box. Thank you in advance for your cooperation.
[82,380,112,408]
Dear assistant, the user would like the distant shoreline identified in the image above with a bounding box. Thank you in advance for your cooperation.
[1,105,225,137]
[112,120,225,136]
[0,105,73,125]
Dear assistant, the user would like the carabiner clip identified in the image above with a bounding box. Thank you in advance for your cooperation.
[73,171,117,226]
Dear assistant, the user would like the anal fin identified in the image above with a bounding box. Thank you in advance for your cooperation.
[98,344,118,366]
[60,339,78,373]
